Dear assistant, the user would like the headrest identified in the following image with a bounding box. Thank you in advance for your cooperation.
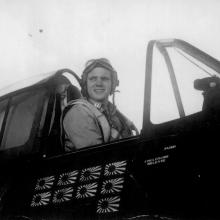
[66,85,82,102]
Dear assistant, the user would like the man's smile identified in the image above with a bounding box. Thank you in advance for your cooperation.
[94,88,105,93]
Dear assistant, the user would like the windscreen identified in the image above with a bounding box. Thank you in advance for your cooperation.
[150,44,219,124]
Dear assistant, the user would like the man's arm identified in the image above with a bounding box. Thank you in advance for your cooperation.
[63,105,103,149]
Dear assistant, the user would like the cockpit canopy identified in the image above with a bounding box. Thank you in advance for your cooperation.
[0,69,81,160]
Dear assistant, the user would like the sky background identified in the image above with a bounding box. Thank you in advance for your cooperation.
[0,0,220,130]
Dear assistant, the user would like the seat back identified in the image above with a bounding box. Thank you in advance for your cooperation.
[66,85,82,103]
[46,84,82,155]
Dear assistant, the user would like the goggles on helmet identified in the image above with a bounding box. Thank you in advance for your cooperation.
[81,58,119,96]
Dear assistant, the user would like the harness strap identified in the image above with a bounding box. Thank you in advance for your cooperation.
[75,100,111,142]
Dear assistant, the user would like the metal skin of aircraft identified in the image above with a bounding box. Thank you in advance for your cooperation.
[0,39,220,220]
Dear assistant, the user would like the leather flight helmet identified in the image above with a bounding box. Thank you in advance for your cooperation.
[81,58,119,97]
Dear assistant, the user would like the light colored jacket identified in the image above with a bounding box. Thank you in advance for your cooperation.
[62,99,137,151]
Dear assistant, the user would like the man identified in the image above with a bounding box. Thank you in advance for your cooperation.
[62,58,138,151]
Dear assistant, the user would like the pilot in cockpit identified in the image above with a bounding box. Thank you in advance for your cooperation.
[62,58,138,151]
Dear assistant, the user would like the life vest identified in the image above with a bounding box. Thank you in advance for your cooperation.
[61,99,138,151]
[61,99,112,150]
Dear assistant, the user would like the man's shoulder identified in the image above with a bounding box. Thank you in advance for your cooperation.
[64,99,94,118]
[67,98,89,107]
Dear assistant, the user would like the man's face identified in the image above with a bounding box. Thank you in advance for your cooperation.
[87,67,112,103]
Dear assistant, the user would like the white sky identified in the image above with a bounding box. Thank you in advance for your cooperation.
[0,0,220,130]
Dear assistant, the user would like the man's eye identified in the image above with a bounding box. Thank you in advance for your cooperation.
[102,77,110,81]
[89,77,97,81]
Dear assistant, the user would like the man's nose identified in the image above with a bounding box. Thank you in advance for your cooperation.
[95,78,103,86]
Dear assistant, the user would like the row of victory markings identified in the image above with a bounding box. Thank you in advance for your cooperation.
[30,160,127,213]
